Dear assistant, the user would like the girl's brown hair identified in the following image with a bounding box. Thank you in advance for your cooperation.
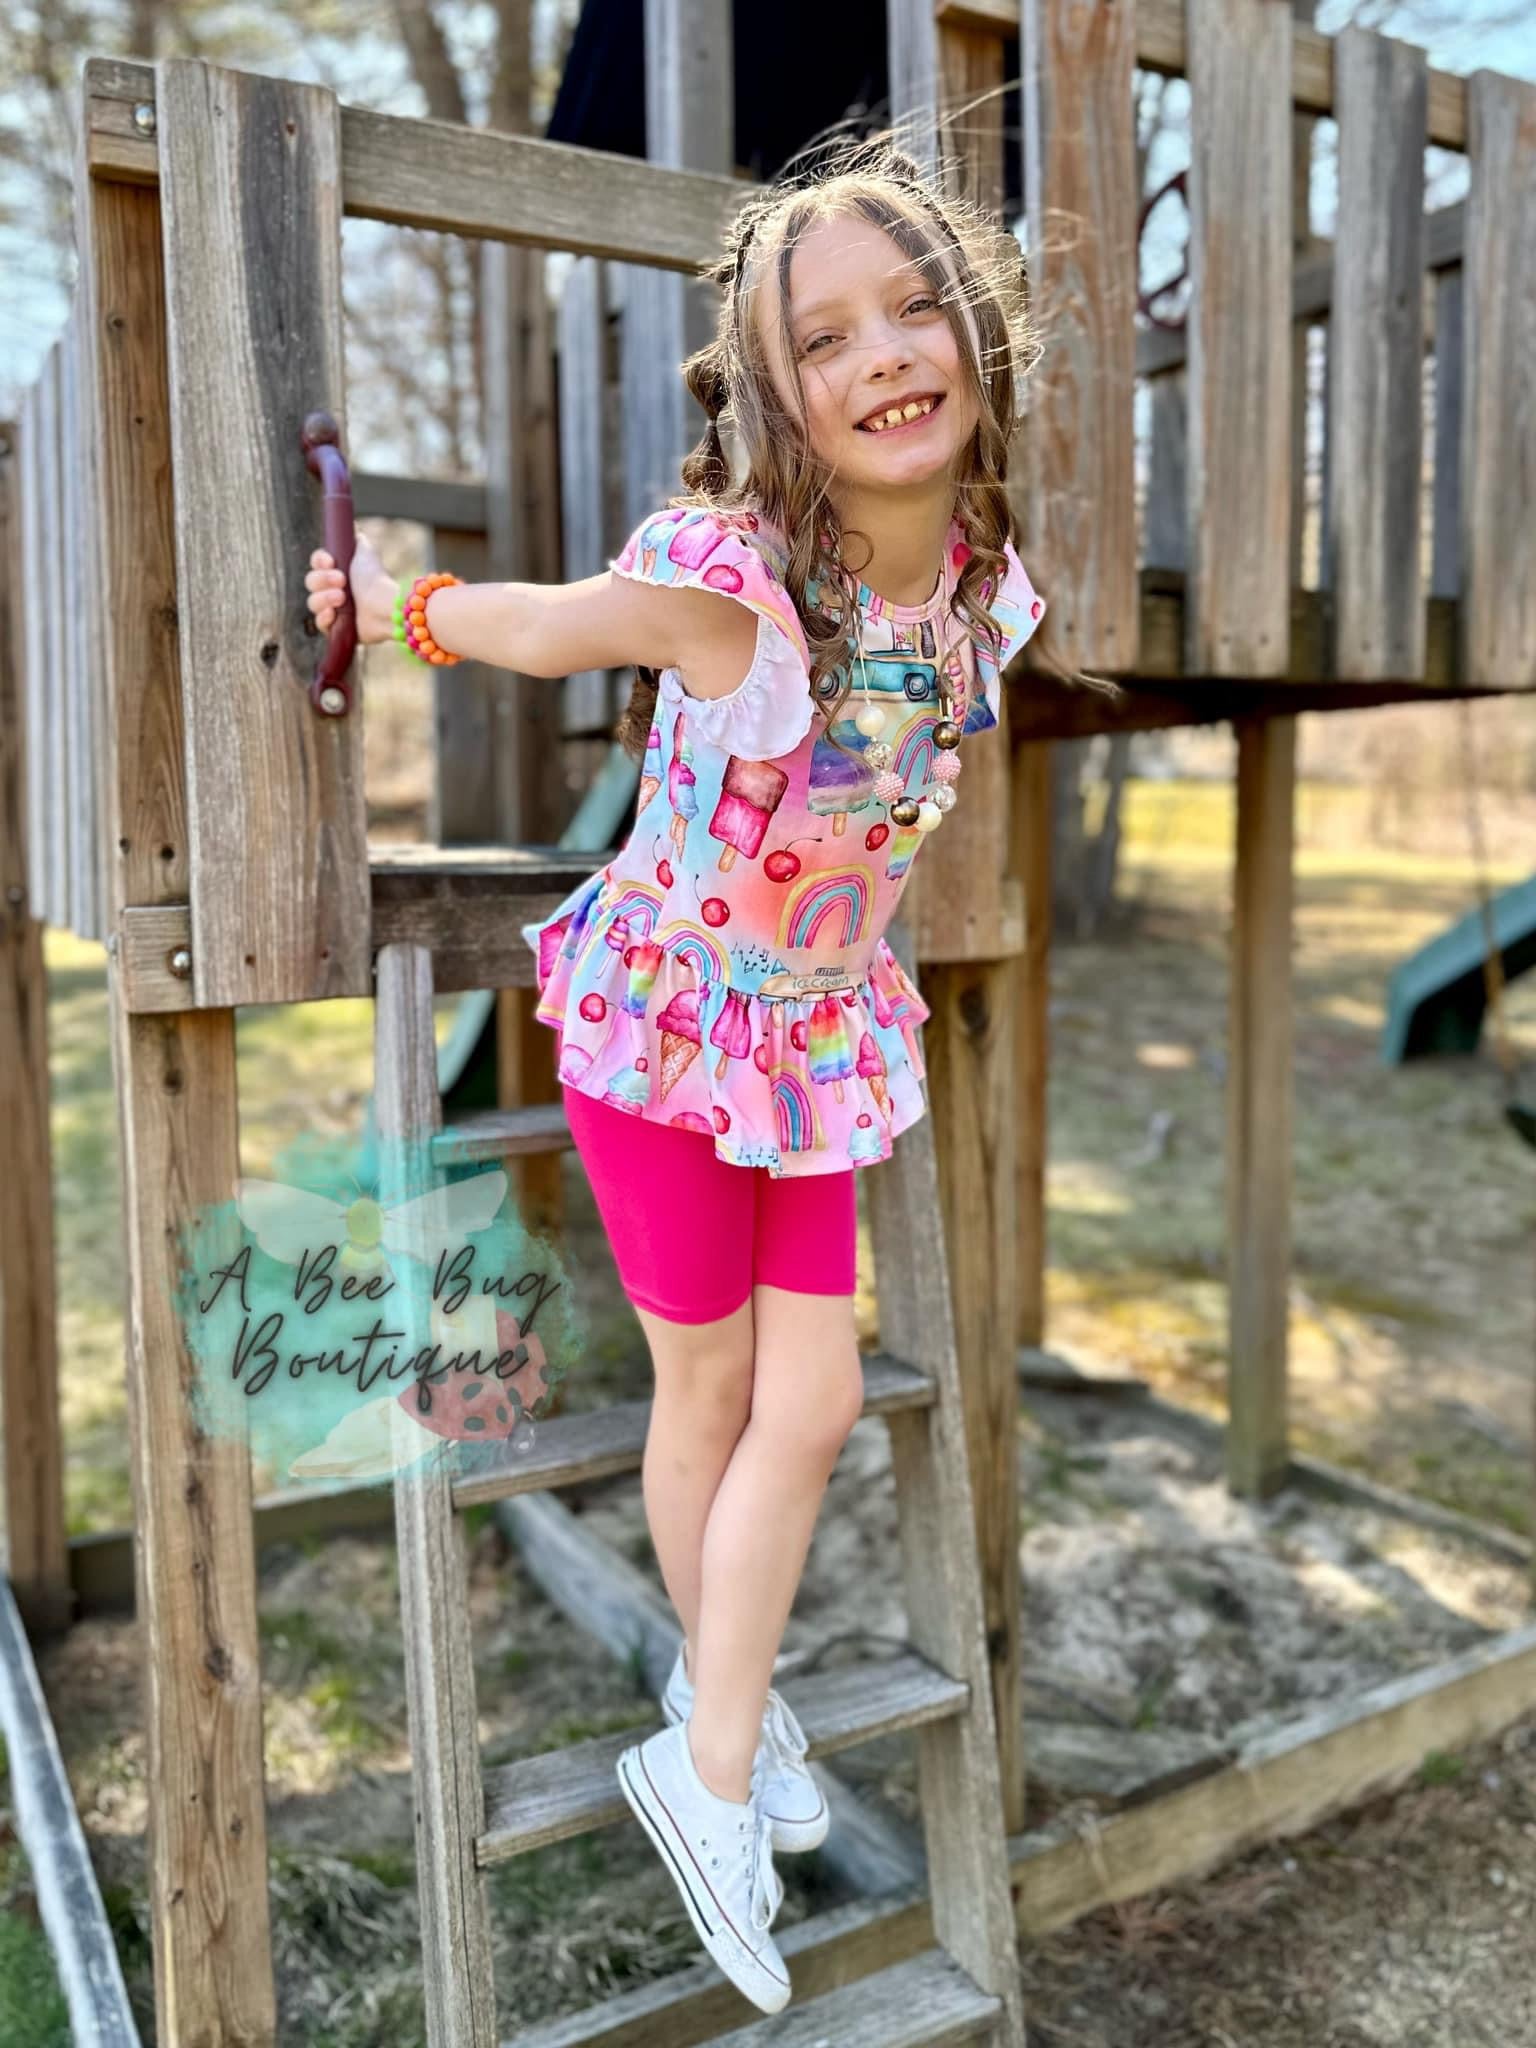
[613,131,1114,760]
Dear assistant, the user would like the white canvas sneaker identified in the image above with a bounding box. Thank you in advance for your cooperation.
[615,1720,791,2015]
[661,1645,830,1853]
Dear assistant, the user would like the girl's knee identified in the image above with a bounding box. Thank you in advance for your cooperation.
[750,1345,865,1460]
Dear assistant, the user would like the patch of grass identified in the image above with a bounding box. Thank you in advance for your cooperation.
[340,1847,415,1890]
[0,1908,70,2047]
[539,1704,657,1751]
[1419,1749,1467,1786]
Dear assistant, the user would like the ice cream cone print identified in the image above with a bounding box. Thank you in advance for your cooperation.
[655,987,702,1099]
[855,1028,891,1118]
[709,755,788,871]
[642,543,657,574]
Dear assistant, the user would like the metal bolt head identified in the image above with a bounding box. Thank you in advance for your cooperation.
[132,102,157,135]
[167,946,192,980]
[318,685,348,716]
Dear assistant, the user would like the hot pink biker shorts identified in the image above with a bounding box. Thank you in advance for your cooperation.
[561,1083,856,1323]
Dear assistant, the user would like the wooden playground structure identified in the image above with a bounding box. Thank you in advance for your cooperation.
[2,2,1535,2042]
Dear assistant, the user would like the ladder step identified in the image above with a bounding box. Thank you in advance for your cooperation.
[712,1949,1002,2047]
[477,1650,969,1864]
[432,1099,573,1166]
[451,1351,935,1510]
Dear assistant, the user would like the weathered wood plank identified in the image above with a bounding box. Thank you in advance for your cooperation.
[87,57,752,263]
[62,315,92,938]
[429,526,501,844]
[17,383,46,927]
[157,58,370,1005]
[0,1578,140,2042]
[1017,1620,1536,1933]
[374,942,498,2047]
[1429,264,1462,601]
[112,1004,277,2040]
[1226,713,1295,1498]
[1327,26,1427,680]
[1459,67,1536,687]
[867,910,1027,2046]
[80,115,277,2039]
[690,1950,1003,2048]
[938,0,1469,147]
[557,256,615,734]
[352,470,486,528]
[1185,0,1293,676]
[1139,199,1467,383]
[1010,740,1050,1348]
[0,419,69,1634]
[36,343,64,930]
[80,175,187,924]
[481,1645,966,1862]
[452,1352,935,1508]
[1019,0,1139,673]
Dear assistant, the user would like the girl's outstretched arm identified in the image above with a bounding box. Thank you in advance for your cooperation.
[305,539,758,699]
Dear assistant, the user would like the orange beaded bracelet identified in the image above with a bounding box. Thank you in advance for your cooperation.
[392,571,465,665]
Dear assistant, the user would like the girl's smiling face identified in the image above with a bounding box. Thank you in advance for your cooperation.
[757,213,979,488]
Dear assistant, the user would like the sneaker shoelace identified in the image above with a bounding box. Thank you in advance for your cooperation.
[760,1688,809,1773]
[743,1798,783,1933]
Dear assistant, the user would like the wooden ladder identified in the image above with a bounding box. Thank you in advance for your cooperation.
[374,930,1025,2048]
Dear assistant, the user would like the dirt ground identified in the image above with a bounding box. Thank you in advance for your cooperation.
[5,760,1536,2045]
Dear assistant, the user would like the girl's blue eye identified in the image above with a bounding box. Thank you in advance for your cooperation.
[803,295,939,355]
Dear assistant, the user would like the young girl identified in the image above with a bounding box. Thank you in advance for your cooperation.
[308,137,1054,2017]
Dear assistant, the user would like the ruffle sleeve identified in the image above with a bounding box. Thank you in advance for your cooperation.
[610,506,816,760]
[969,539,1048,729]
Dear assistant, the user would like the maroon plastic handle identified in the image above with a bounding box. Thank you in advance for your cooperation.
[301,410,358,716]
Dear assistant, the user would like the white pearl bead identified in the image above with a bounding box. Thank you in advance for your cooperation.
[854,701,887,738]
[915,800,943,831]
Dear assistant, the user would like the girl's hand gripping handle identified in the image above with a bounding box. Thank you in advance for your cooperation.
[300,410,358,716]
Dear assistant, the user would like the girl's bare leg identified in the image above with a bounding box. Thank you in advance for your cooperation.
[683,1285,863,1802]
[634,1296,756,1714]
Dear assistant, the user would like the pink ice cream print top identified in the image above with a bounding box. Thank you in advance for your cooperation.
[520,502,1047,1177]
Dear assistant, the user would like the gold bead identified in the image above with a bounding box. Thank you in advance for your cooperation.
[890,797,921,827]
[933,720,962,750]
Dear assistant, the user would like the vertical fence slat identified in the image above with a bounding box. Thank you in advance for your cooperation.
[1020,0,1139,669]
[0,417,70,1634]
[41,342,68,931]
[1429,264,1462,601]
[19,380,46,918]
[557,255,612,735]
[61,314,88,939]
[1185,0,1293,675]
[1460,67,1536,687]
[157,57,369,1005]
[79,66,278,2038]
[1327,25,1427,679]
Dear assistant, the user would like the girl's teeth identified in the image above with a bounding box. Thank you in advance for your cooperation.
[864,398,936,432]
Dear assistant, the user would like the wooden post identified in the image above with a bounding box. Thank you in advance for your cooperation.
[80,73,277,2037]
[1227,714,1295,1497]
[1327,25,1428,680]
[157,58,370,1008]
[888,0,1028,1834]
[1460,69,1536,689]
[1015,0,1139,1349]
[0,420,69,1636]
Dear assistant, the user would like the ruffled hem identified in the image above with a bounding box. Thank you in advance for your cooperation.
[519,868,931,1179]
